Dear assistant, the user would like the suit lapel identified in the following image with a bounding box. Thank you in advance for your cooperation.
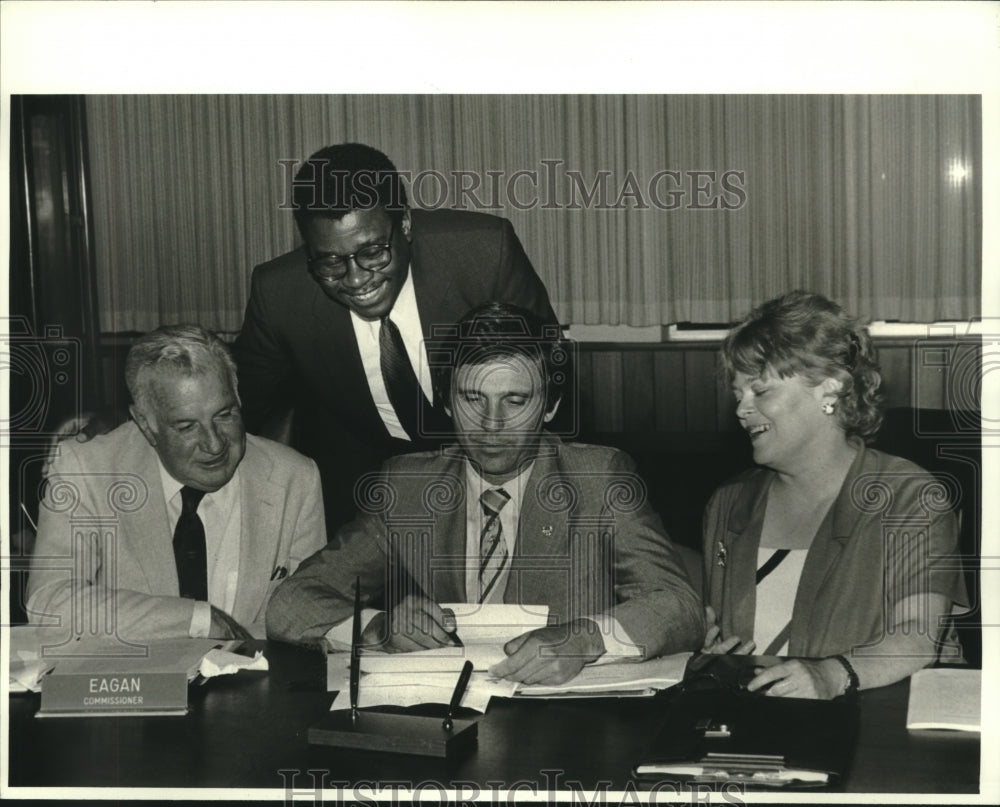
[722,471,771,643]
[427,448,467,602]
[119,425,177,596]
[790,445,869,653]
[307,286,388,439]
[232,440,282,624]
[506,442,569,608]
[410,210,456,343]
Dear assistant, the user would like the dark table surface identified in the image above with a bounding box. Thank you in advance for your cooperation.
[7,640,980,797]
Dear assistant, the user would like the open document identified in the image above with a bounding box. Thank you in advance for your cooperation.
[327,603,691,711]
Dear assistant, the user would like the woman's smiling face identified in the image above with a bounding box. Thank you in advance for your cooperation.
[731,368,832,471]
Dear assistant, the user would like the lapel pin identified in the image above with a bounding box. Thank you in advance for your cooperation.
[716,542,727,569]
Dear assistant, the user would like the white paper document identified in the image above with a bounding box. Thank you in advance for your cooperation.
[359,644,507,674]
[516,652,692,697]
[328,650,692,711]
[906,667,981,732]
[441,602,550,644]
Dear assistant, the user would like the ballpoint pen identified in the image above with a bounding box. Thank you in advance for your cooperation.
[350,576,362,722]
[442,660,473,732]
[390,536,463,647]
[441,607,464,647]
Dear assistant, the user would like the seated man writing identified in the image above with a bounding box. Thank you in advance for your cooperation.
[27,325,326,640]
[267,302,703,684]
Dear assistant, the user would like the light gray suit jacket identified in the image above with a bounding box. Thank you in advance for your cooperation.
[266,436,704,658]
[27,421,326,640]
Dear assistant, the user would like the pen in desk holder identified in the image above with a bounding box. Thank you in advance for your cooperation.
[309,581,479,758]
[443,660,473,732]
[349,576,362,722]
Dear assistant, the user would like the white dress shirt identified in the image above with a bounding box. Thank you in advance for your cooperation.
[159,462,243,638]
[350,268,434,440]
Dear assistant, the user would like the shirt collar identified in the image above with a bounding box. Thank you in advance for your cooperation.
[156,456,240,509]
[464,459,535,516]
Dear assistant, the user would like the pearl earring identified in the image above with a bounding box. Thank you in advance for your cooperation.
[822,402,835,414]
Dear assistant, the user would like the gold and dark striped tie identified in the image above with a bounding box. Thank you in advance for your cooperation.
[478,487,511,603]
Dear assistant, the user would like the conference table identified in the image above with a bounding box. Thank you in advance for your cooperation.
[7,641,980,797]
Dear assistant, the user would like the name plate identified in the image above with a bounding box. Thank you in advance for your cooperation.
[36,638,221,718]
[40,670,189,716]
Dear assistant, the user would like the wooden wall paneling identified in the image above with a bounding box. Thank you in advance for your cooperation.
[683,349,719,433]
[713,351,738,434]
[944,340,982,414]
[574,348,595,435]
[653,350,686,433]
[913,339,948,410]
[589,350,625,432]
[877,345,912,410]
[622,351,656,433]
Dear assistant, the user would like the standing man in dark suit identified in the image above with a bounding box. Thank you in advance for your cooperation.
[233,143,558,530]
[267,303,702,685]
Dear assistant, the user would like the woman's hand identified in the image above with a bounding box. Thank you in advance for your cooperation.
[701,605,756,655]
[745,657,848,699]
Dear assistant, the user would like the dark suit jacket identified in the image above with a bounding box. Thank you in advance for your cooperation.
[233,209,558,528]
[27,421,327,640]
[266,436,704,660]
[702,445,968,658]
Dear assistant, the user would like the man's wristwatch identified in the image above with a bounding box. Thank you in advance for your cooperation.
[832,654,860,694]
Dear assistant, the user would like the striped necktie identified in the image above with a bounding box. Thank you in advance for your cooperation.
[478,487,511,603]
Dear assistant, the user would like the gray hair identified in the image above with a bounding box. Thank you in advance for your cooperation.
[125,324,239,414]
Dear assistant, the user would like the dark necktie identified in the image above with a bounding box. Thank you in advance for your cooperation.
[174,486,208,601]
[379,316,425,441]
[478,487,512,603]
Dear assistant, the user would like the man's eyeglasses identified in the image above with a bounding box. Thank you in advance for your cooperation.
[306,221,396,282]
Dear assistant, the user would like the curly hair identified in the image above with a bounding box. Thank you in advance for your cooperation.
[720,290,884,442]
[291,142,408,236]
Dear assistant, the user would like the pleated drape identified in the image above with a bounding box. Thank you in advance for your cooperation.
[86,95,980,332]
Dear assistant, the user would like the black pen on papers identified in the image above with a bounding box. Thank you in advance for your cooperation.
[349,576,362,722]
[443,660,474,732]
[441,607,464,648]
[390,537,462,647]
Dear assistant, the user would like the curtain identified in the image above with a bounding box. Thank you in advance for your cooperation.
[86,95,981,332]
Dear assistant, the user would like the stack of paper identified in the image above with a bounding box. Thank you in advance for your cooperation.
[517,652,691,697]
[328,603,547,710]
[441,602,550,644]
[906,668,981,732]
[328,651,515,712]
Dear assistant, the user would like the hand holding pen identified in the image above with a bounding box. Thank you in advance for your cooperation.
[360,594,463,652]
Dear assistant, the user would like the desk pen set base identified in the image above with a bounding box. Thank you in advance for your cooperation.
[309,711,478,758]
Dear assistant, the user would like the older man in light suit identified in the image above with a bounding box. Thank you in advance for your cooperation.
[27,325,326,641]
[267,303,702,684]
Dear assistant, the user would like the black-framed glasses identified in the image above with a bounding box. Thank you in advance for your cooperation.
[306,221,396,282]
